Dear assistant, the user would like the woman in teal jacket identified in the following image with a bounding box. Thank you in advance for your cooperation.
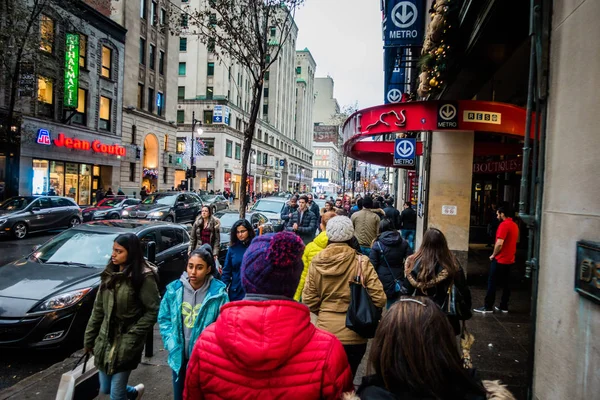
[158,244,228,400]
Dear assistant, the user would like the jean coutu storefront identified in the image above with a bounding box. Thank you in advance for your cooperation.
[19,118,127,206]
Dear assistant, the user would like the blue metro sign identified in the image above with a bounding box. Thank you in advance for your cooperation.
[393,138,416,167]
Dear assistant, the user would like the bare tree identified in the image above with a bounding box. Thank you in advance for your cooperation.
[170,0,304,217]
[330,103,359,195]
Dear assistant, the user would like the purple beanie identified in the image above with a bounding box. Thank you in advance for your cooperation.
[241,231,305,298]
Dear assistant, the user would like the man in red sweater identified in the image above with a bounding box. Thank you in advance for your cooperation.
[474,206,519,314]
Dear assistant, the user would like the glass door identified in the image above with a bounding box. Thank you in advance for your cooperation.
[65,162,79,202]
[79,164,92,205]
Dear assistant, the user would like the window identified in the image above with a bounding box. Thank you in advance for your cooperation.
[139,38,146,65]
[209,13,217,26]
[270,27,276,37]
[179,37,187,51]
[206,86,213,99]
[181,13,188,27]
[72,88,87,125]
[264,71,269,81]
[151,1,157,25]
[99,96,111,131]
[132,125,137,144]
[178,62,186,75]
[37,77,54,117]
[102,46,112,78]
[296,66,301,74]
[262,153,268,165]
[203,139,215,156]
[79,34,87,68]
[225,140,232,158]
[159,51,164,74]
[160,8,167,24]
[140,0,147,19]
[207,62,214,76]
[178,86,185,100]
[265,54,270,63]
[177,110,184,124]
[263,104,268,115]
[147,88,154,113]
[163,167,168,184]
[156,92,164,116]
[176,139,186,153]
[263,88,269,98]
[234,143,241,160]
[130,163,136,181]
[207,38,215,52]
[149,44,155,70]
[137,84,145,109]
[203,110,213,124]
[40,15,54,53]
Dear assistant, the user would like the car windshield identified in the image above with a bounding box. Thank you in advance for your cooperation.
[0,197,34,211]
[201,195,216,202]
[252,200,284,213]
[142,194,177,206]
[34,229,120,267]
[97,198,122,207]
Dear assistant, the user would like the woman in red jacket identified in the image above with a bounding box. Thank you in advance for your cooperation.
[184,231,353,400]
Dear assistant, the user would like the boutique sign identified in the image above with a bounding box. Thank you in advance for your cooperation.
[36,129,126,156]
[63,33,80,109]
[473,159,522,174]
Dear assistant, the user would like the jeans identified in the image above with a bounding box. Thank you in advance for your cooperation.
[484,260,512,310]
[401,229,416,251]
[172,362,188,400]
[343,343,367,377]
[98,370,137,400]
[359,246,371,256]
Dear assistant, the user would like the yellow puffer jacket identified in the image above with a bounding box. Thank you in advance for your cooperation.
[294,231,329,301]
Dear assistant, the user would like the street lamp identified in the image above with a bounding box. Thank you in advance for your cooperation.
[190,111,203,191]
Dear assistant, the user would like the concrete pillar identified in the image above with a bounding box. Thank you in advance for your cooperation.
[426,131,474,268]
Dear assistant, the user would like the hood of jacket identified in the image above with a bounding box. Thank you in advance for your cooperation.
[378,231,404,247]
[405,260,449,291]
[212,299,315,372]
[311,243,356,276]
[313,230,329,249]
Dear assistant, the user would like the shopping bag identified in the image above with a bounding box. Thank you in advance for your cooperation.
[345,256,382,339]
[55,353,99,400]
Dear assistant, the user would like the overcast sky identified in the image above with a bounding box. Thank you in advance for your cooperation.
[294,0,384,110]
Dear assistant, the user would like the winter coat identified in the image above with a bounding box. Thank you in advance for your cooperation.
[351,209,381,247]
[221,241,250,301]
[308,201,320,220]
[383,205,401,229]
[302,243,386,345]
[158,273,228,379]
[84,265,160,375]
[183,299,354,399]
[344,374,516,400]
[402,259,472,335]
[400,207,417,231]
[294,230,328,301]
[285,208,318,245]
[369,231,412,301]
[189,216,221,257]
[280,203,299,224]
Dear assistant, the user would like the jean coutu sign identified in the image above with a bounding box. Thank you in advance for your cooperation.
[36,129,126,157]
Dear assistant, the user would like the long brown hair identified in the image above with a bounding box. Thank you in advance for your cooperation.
[369,297,486,399]
[406,228,458,281]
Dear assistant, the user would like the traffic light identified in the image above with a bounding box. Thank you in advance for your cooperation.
[191,165,197,178]
[356,171,361,182]
[185,169,191,179]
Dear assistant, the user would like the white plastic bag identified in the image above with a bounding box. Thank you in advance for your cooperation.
[55,353,99,400]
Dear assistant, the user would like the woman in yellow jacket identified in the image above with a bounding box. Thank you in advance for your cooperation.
[294,211,337,301]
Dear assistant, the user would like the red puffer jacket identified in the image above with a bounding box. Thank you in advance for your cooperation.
[184,299,353,400]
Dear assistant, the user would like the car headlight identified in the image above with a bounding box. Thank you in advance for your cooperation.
[148,211,164,217]
[31,288,92,313]
[121,210,129,216]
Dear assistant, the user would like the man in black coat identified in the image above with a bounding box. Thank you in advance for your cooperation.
[280,195,299,225]
[306,193,320,220]
[400,201,417,250]
[383,198,401,229]
[285,195,317,244]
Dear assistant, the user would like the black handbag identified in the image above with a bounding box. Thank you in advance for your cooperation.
[346,255,382,339]
[441,281,472,320]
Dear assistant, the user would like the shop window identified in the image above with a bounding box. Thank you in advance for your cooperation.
[49,161,64,196]
[159,51,164,74]
[179,62,186,76]
[37,77,54,118]
[149,44,156,70]
[139,38,146,65]
[203,139,215,156]
[178,86,185,100]
[101,46,112,79]
[40,15,54,53]
[137,84,144,109]
[99,96,112,131]
[79,34,87,68]
[130,163,136,181]
[206,86,213,99]
[179,38,187,51]
[79,164,92,205]
[65,163,79,201]
[32,159,49,194]
[234,143,241,160]
[203,110,213,124]
[176,139,185,153]
[225,140,232,158]
[156,92,164,116]
[177,110,184,124]
[72,88,87,125]
[207,62,214,76]
[148,88,154,113]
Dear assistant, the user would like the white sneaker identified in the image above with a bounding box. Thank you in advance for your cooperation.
[134,383,145,399]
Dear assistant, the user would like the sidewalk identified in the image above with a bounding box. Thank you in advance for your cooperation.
[0,244,530,399]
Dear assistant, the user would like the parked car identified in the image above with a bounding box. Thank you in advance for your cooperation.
[200,194,229,214]
[122,192,202,223]
[0,220,190,349]
[214,211,272,265]
[249,197,288,232]
[81,196,141,222]
[0,196,82,240]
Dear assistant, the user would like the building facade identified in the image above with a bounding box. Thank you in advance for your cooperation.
[312,125,341,194]
[313,77,340,125]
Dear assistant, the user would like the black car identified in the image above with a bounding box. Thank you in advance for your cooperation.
[81,196,141,222]
[0,196,82,239]
[122,192,202,223]
[0,220,190,349]
[214,211,272,265]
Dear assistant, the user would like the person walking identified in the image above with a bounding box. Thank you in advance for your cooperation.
[402,228,471,335]
[188,206,221,264]
[221,219,256,301]
[140,186,148,201]
[383,198,401,229]
[95,187,105,205]
[369,218,412,308]
[184,232,353,399]
[474,206,519,314]
[350,196,380,256]
[303,216,386,377]
[106,187,114,197]
[285,195,317,245]
[400,201,417,250]
[280,195,298,226]
[84,233,160,400]
[346,297,516,400]
[306,193,320,220]
[158,245,228,400]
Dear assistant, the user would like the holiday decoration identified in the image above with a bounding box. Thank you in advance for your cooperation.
[181,137,206,169]
[143,168,159,179]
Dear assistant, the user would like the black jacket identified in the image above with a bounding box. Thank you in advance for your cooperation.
[308,201,320,220]
[369,231,412,300]
[383,205,401,229]
[285,208,317,244]
[400,207,417,230]
[280,203,298,224]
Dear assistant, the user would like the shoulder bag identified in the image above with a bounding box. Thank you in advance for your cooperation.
[345,255,382,339]
[377,242,402,293]
[441,279,472,320]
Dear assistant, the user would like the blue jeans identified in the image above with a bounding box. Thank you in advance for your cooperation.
[172,362,188,400]
[98,370,138,400]
[484,260,512,310]
[401,229,416,251]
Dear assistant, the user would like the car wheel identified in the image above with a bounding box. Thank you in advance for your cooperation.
[12,222,28,239]
[108,213,120,219]
[164,215,174,222]
[69,217,81,228]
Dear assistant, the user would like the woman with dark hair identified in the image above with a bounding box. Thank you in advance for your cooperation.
[189,206,221,263]
[158,244,228,400]
[346,297,515,400]
[84,233,160,400]
[402,228,472,335]
[221,219,256,301]
[369,218,412,308]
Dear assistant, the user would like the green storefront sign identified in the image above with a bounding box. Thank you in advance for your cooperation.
[63,33,80,109]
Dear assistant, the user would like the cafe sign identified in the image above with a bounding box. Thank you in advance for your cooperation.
[63,33,80,109]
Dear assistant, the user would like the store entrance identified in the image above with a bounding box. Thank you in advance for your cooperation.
[32,159,101,206]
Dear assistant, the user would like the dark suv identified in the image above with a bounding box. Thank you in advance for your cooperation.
[122,192,202,224]
[0,196,82,239]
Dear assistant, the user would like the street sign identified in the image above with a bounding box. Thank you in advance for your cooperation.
[393,138,416,167]
[384,0,424,46]
[437,102,459,129]
[213,105,223,123]
[386,88,403,103]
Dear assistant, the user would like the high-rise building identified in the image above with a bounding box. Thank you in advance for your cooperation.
[313,77,340,125]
